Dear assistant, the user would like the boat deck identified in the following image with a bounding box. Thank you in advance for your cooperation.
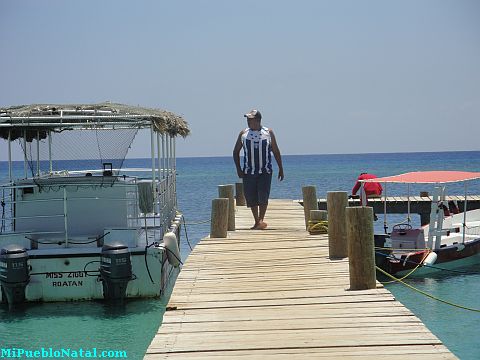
[145,199,456,359]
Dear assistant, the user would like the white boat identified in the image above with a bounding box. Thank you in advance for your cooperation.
[0,103,189,308]
[365,171,480,276]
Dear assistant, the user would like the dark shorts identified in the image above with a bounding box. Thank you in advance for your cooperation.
[243,173,272,207]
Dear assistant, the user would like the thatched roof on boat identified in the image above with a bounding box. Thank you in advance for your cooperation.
[0,102,190,141]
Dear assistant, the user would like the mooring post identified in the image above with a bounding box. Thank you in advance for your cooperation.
[235,182,246,206]
[327,191,348,258]
[210,198,229,238]
[309,210,327,222]
[302,185,318,230]
[218,184,235,231]
[346,206,376,290]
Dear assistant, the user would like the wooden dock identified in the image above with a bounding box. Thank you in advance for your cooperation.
[145,199,456,359]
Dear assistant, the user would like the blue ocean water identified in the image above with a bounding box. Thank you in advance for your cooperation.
[1,151,480,359]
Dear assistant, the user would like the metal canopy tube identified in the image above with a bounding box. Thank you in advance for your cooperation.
[63,188,68,247]
[156,131,161,218]
[150,124,156,202]
[48,130,53,173]
[23,130,27,178]
[157,132,161,183]
[463,183,468,244]
[407,183,411,223]
[0,114,153,121]
[171,135,174,169]
[360,183,366,207]
[8,130,12,182]
[161,134,165,179]
[383,182,388,234]
[166,135,170,175]
[0,121,150,129]
[36,130,40,176]
[173,136,176,171]
[172,136,177,172]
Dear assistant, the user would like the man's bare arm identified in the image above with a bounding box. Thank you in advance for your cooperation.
[270,129,284,181]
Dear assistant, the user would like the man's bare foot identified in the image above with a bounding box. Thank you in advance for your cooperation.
[255,221,268,230]
[250,224,258,230]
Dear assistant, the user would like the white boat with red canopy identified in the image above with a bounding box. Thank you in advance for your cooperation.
[361,171,480,276]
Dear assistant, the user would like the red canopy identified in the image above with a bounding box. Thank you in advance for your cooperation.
[361,171,480,184]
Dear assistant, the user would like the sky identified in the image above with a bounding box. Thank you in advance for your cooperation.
[1,0,479,160]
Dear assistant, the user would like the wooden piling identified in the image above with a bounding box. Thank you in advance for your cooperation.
[219,184,235,231]
[210,198,229,238]
[346,206,376,290]
[309,209,327,222]
[302,186,318,230]
[327,191,348,259]
[235,182,246,206]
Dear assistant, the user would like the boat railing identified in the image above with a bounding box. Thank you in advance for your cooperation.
[0,173,178,247]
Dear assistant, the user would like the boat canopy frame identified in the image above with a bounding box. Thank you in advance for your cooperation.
[0,103,189,239]
[360,171,480,248]
[0,102,190,139]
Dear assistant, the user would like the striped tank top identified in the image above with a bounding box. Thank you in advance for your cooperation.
[241,126,272,175]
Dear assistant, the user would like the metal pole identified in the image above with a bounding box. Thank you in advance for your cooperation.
[7,130,12,182]
[150,124,156,202]
[360,183,366,206]
[171,136,177,172]
[156,132,161,184]
[407,183,411,223]
[383,182,388,234]
[23,130,28,178]
[156,131,161,219]
[165,135,170,211]
[166,135,170,176]
[48,130,53,173]
[36,130,40,177]
[63,187,68,247]
[172,136,177,208]
[161,134,165,179]
[434,186,446,250]
[463,183,468,244]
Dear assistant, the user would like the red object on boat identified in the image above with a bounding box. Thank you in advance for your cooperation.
[361,171,480,184]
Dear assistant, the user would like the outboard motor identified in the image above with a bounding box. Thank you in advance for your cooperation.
[0,245,30,308]
[100,242,132,301]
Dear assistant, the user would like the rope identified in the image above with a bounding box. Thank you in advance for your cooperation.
[376,266,480,312]
[181,217,193,251]
[165,247,184,265]
[0,199,5,233]
[308,220,328,234]
[144,242,157,284]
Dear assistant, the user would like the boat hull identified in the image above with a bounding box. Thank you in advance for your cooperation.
[377,237,480,277]
[0,247,176,303]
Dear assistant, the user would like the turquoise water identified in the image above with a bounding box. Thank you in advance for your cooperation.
[1,151,480,359]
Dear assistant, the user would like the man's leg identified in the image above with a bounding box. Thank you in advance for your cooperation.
[250,206,260,229]
[255,173,272,230]
[243,175,260,229]
[256,203,268,230]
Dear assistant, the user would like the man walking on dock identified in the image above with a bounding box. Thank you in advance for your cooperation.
[233,109,284,230]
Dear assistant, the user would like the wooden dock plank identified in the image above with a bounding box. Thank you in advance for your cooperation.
[145,199,457,359]
[145,345,455,360]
